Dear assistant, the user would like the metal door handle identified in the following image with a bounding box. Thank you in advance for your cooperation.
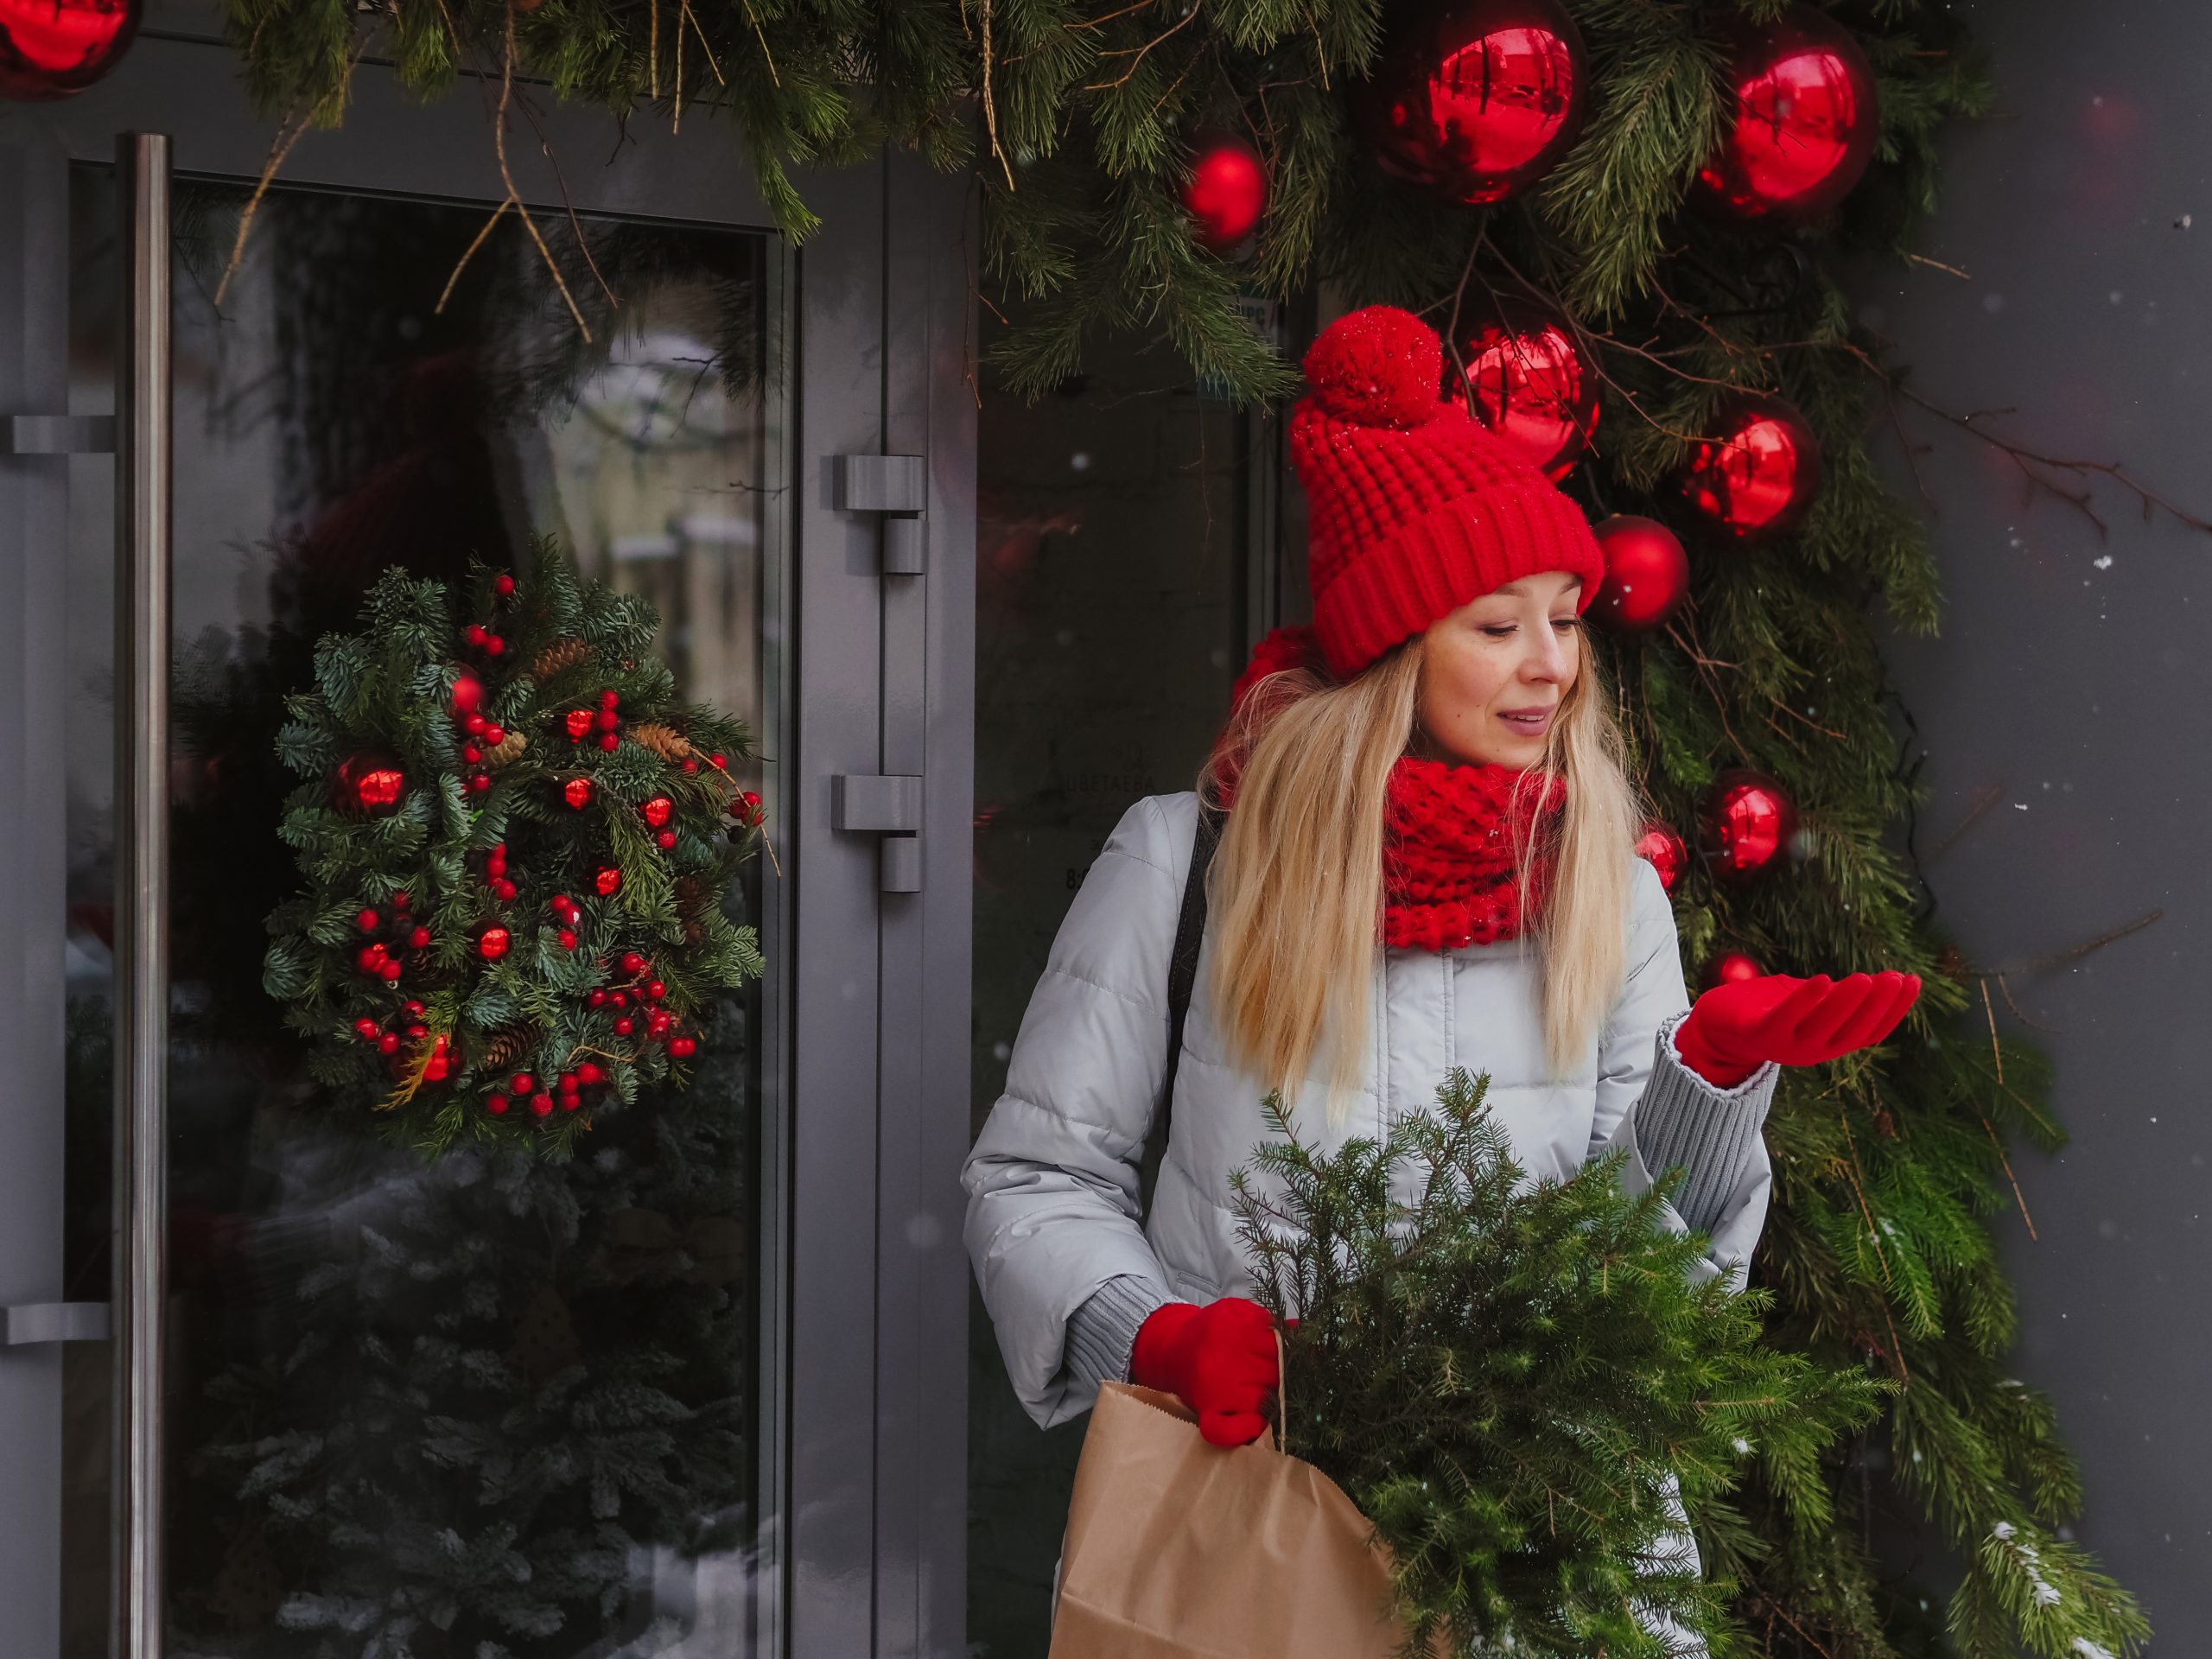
[832,774,923,893]
[3,1303,111,1344]
[113,130,172,1659]
[1,414,115,454]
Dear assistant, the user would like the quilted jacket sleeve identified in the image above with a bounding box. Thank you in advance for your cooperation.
[962,794,1191,1427]
[1586,859,1777,1288]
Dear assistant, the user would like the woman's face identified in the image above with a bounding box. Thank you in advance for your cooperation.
[1417,571,1585,770]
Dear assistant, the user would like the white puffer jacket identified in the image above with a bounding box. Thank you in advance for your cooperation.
[963,790,1777,1430]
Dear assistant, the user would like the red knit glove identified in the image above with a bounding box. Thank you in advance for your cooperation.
[1130,1297,1280,1447]
[1675,971,1922,1089]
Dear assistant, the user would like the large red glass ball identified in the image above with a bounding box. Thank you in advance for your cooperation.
[1589,515,1689,632]
[1453,297,1598,479]
[1702,950,1767,990]
[1678,392,1822,543]
[1355,0,1587,207]
[334,750,407,817]
[1633,822,1688,895]
[1700,769,1797,880]
[1690,5,1878,231]
[0,0,141,100]
[477,926,512,962]
[1182,134,1269,251]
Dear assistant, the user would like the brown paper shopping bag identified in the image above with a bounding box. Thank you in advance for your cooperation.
[1046,1381,1405,1659]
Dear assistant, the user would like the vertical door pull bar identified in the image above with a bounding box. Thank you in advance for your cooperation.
[113,130,172,1659]
[833,453,926,575]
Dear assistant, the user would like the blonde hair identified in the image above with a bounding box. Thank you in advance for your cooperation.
[1199,629,1640,1121]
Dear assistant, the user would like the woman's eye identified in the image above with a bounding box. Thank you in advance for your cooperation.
[1551,616,1581,632]
[1480,624,1516,639]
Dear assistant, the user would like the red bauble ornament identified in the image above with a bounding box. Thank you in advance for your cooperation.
[1703,950,1767,990]
[1633,823,1688,896]
[1691,5,1878,232]
[1678,392,1822,543]
[450,671,485,717]
[477,926,512,961]
[595,868,622,897]
[1355,0,1587,206]
[334,750,406,817]
[1700,769,1797,881]
[656,830,677,850]
[1452,296,1598,480]
[1182,133,1268,252]
[564,777,594,810]
[1590,515,1690,632]
[566,709,594,742]
[0,0,140,100]
[641,796,674,829]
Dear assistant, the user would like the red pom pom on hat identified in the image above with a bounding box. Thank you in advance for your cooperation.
[1299,305,1445,430]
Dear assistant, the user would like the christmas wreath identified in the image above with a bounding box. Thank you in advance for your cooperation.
[261,543,766,1154]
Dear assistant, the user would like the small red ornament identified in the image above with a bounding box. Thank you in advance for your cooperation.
[423,1058,449,1084]
[1452,296,1598,480]
[355,907,380,932]
[353,1017,380,1041]
[641,797,673,829]
[682,758,700,774]
[406,1023,429,1040]
[558,1071,579,1096]
[468,772,492,795]
[596,868,622,897]
[481,724,506,747]
[409,926,432,950]
[646,1009,672,1038]
[613,1017,635,1037]
[486,1093,510,1115]
[1589,515,1690,633]
[484,636,506,657]
[588,989,609,1008]
[405,1000,425,1017]
[1690,5,1878,232]
[600,689,620,710]
[1703,950,1767,990]
[560,1094,582,1113]
[668,1036,697,1060]
[620,951,647,976]
[494,878,519,902]
[450,672,485,717]
[1354,0,1588,206]
[594,709,618,734]
[393,893,411,912]
[1182,133,1268,251]
[599,733,620,753]
[1633,823,1688,895]
[1700,769,1797,881]
[564,778,594,810]
[334,750,407,817]
[656,830,677,850]
[709,753,728,770]
[465,713,487,737]
[355,945,385,976]
[558,929,578,950]
[381,959,403,984]
[611,991,628,1008]
[0,0,142,100]
[462,745,483,765]
[566,709,594,742]
[378,1031,401,1055]
[577,1062,604,1085]
[465,624,488,648]
[478,926,512,961]
[645,980,665,1001]
[494,574,516,597]
[530,1091,554,1117]
[1678,392,1822,543]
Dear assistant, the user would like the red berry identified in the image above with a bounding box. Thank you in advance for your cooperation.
[468,772,491,794]
[382,962,404,983]
[577,1062,603,1085]
[612,991,628,1009]
[588,988,609,1008]
[465,712,487,736]
[656,830,676,850]
[407,1023,429,1040]
[709,753,727,769]
[599,733,620,752]
[486,1093,510,1115]
[493,878,518,903]
[405,1001,425,1016]
[558,1072,579,1095]
[465,624,488,647]
[564,778,594,810]
[595,709,620,733]
[423,1059,448,1083]
[682,758,699,773]
[600,689,620,710]
[485,636,505,657]
[596,868,622,896]
[462,745,482,765]
[550,893,572,912]
[566,709,594,741]
[494,574,516,597]
[353,1018,379,1041]
[482,724,506,747]
[646,1010,672,1038]
[560,1094,582,1113]
[357,907,380,932]
[378,1032,401,1054]
[558,929,578,950]
[478,927,511,961]
[409,926,431,950]
[449,676,483,717]
[668,1036,697,1059]
[620,951,646,976]
[393,892,411,911]
[511,1073,535,1095]
[357,945,384,975]
[614,1017,634,1036]
[646,980,665,1000]
[530,1091,554,1116]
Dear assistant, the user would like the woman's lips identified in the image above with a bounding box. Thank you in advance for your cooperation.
[1497,706,1556,737]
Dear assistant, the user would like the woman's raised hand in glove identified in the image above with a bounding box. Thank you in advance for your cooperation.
[1675,970,1922,1090]
[1129,1296,1279,1447]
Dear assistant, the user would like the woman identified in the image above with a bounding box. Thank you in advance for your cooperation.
[963,304,1917,1454]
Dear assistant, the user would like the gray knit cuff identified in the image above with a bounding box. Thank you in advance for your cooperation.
[1630,1012,1778,1236]
[1064,1276,1183,1391]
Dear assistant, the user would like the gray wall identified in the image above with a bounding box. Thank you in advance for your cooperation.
[1859,0,2212,1635]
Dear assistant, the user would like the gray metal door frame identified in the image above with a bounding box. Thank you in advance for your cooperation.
[0,30,975,1659]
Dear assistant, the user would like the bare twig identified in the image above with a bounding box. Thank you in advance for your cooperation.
[681,0,726,85]
[1978,978,2005,1085]
[497,8,592,340]
[1926,781,2002,863]
[1998,907,2162,977]
[1901,249,1973,280]
[213,106,315,308]
[1084,0,1201,89]
[1980,1113,2038,1241]
[513,88,619,309]
[980,0,1016,190]
[435,198,512,314]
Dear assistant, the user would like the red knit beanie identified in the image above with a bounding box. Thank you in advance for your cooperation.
[1293,304,1605,678]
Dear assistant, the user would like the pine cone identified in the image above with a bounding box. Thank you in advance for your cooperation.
[486,731,527,767]
[480,1027,530,1074]
[531,637,593,681]
[628,721,696,764]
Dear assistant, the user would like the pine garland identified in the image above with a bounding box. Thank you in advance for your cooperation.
[219,3,2152,1654]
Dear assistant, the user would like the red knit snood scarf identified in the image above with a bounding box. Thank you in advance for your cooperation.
[1217,626,1568,953]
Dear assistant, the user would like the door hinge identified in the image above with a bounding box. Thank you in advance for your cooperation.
[832,773,923,893]
[3,1302,111,1345]
[833,454,926,575]
[3,414,117,455]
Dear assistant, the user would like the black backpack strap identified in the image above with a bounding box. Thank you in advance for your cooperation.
[1140,798,1223,1215]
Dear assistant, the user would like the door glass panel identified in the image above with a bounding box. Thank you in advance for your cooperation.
[966,316,1269,1656]
[64,168,789,1658]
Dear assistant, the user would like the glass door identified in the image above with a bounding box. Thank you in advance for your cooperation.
[0,30,975,1659]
